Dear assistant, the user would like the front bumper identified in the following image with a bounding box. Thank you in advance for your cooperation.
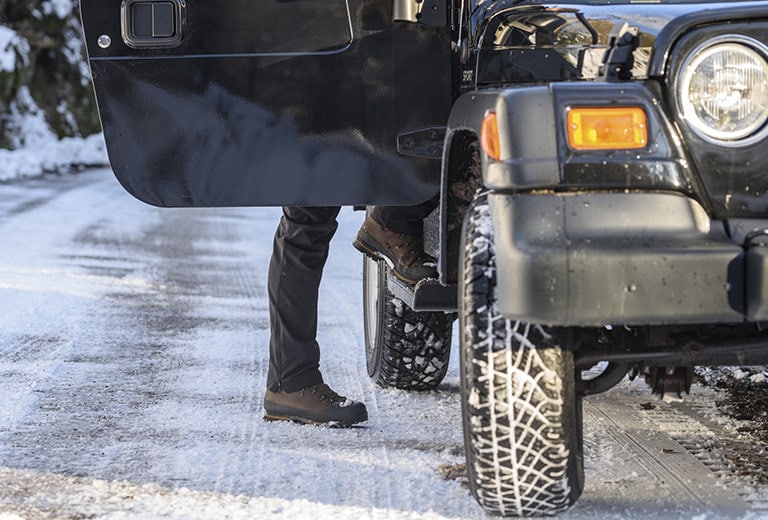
[490,191,758,326]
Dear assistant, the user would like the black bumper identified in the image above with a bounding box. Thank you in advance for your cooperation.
[489,191,761,326]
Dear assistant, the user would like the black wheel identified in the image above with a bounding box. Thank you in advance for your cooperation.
[363,254,453,390]
[459,192,584,517]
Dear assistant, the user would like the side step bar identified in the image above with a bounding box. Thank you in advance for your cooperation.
[386,277,457,312]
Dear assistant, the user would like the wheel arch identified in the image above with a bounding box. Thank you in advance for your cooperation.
[438,86,560,284]
[439,128,483,285]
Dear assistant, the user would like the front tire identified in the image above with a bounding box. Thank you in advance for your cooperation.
[459,192,584,517]
[363,254,453,390]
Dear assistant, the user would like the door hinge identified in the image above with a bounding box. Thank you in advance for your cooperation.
[397,127,445,159]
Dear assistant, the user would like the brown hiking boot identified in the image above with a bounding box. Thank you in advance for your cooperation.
[263,383,368,427]
[353,216,438,283]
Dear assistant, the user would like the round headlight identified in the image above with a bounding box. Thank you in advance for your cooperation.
[678,36,768,146]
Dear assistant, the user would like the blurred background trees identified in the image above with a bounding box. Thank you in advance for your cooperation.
[0,0,99,150]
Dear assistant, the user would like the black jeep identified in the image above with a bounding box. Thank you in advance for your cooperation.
[80,0,768,516]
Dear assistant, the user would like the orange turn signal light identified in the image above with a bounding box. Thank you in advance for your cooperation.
[481,112,501,161]
[567,107,648,150]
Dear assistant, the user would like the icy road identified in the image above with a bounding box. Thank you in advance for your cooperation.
[1,169,768,519]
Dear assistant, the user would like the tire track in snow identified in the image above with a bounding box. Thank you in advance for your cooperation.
[585,386,750,517]
[0,170,151,451]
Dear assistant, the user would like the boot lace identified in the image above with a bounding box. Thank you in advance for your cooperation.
[305,383,345,404]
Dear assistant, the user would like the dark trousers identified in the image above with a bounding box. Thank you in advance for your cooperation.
[267,206,340,392]
[266,199,437,392]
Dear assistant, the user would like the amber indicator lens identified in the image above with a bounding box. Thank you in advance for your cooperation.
[481,112,501,161]
[567,107,648,150]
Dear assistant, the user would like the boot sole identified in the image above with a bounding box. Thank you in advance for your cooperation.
[263,410,368,428]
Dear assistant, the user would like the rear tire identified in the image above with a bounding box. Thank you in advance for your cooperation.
[363,254,453,390]
[459,192,584,517]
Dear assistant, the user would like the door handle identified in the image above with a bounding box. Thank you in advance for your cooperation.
[121,0,184,48]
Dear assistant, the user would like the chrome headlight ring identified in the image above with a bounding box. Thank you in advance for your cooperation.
[677,35,768,147]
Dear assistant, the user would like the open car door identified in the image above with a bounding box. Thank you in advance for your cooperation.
[79,0,453,207]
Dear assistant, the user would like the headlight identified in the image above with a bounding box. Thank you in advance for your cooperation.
[678,36,768,146]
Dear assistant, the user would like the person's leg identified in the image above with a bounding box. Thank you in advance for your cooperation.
[267,205,340,393]
[354,196,439,283]
[369,197,438,235]
[264,205,367,426]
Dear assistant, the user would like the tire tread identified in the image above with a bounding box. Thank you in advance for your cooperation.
[460,193,583,517]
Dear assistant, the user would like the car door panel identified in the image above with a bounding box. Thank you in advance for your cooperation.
[80,0,452,207]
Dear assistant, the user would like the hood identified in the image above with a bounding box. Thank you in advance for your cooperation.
[469,1,766,80]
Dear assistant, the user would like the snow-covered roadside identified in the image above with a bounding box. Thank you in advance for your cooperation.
[0,133,108,181]
[0,465,464,520]
[0,83,108,181]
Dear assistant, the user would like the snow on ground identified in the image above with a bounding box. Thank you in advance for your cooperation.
[2,137,768,519]
[0,167,481,519]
